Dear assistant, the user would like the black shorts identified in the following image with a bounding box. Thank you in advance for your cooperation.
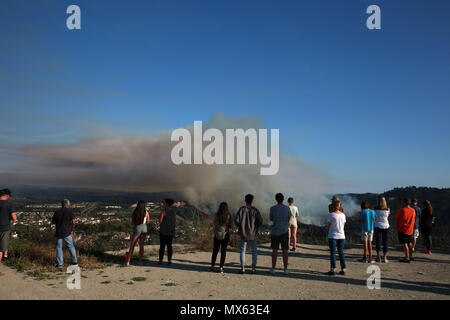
[271,233,289,250]
[398,232,412,244]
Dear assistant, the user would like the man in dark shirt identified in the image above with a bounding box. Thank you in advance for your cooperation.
[52,199,78,268]
[0,189,17,274]
[234,194,263,274]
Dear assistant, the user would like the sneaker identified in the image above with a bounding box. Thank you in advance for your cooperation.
[326,271,336,276]
[384,257,389,264]
[269,268,276,275]
[290,248,295,252]
[158,260,162,265]
[400,258,410,263]
[239,269,245,274]
[168,261,172,265]
[427,250,432,254]
[339,270,346,275]
[70,262,78,266]
[125,262,130,266]
[219,268,224,274]
[284,269,289,275]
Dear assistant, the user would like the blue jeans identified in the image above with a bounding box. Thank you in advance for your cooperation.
[56,235,78,266]
[374,227,389,254]
[240,237,258,268]
[328,238,346,270]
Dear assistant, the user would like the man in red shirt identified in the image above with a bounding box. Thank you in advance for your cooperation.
[395,198,416,263]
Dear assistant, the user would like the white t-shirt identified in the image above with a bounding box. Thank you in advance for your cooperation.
[328,212,346,239]
[374,209,390,229]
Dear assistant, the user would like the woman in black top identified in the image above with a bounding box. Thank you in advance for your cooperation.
[420,200,433,254]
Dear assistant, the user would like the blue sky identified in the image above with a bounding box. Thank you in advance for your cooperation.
[1,0,449,193]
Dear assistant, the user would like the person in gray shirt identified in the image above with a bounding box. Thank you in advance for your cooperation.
[269,193,291,275]
[234,194,263,274]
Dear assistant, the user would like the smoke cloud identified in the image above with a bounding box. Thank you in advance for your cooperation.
[2,113,359,224]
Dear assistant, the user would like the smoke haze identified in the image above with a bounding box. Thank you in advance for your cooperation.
[1,113,359,224]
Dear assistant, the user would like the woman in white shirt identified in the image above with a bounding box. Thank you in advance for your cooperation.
[326,200,347,275]
[374,196,390,263]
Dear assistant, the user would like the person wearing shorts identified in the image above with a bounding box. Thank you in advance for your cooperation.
[0,189,17,274]
[125,200,150,266]
[269,193,291,275]
[360,201,376,263]
[287,197,299,252]
[395,199,416,263]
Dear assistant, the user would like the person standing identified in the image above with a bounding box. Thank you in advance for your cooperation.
[0,189,17,276]
[125,200,150,266]
[410,199,422,255]
[52,199,78,269]
[158,198,176,265]
[269,193,291,275]
[395,198,416,263]
[374,196,390,263]
[360,201,376,263]
[287,197,299,252]
[420,200,433,254]
[326,200,347,275]
[234,194,263,274]
[210,202,232,273]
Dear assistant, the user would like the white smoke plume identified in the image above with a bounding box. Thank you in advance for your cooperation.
[1,113,359,224]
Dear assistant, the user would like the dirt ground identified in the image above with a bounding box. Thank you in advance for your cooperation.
[1,243,449,300]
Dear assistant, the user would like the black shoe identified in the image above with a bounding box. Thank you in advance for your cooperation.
[360,257,368,263]
[326,271,336,276]
[251,269,256,274]
[400,258,410,263]
[410,257,415,261]
[290,248,295,252]
[158,260,162,265]
[239,269,245,274]
[339,270,346,275]
[168,261,172,265]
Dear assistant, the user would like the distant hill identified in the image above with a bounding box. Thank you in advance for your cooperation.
[8,185,183,206]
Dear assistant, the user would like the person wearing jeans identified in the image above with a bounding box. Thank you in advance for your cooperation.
[374,196,390,263]
[239,237,258,271]
[234,194,263,274]
[52,199,78,269]
[326,199,346,275]
[56,235,78,266]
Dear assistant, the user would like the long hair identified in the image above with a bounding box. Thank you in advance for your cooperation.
[217,202,231,227]
[132,200,146,225]
[331,200,341,212]
[377,196,388,210]
[424,200,433,215]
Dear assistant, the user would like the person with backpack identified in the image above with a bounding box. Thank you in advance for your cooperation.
[125,200,150,266]
[210,202,232,273]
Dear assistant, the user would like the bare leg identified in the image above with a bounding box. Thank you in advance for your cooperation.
[403,243,410,259]
[288,228,291,248]
[368,241,373,260]
[272,249,278,268]
[127,235,139,263]
[363,241,368,258]
[139,235,146,262]
[282,250,288,269]
[293,228,297,249]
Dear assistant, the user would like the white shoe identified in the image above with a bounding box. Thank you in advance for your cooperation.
[269,268,276,274]
[284,269,290,275]
[125,262,130,266]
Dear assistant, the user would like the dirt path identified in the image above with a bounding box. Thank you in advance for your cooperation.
[1,243,449,300]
